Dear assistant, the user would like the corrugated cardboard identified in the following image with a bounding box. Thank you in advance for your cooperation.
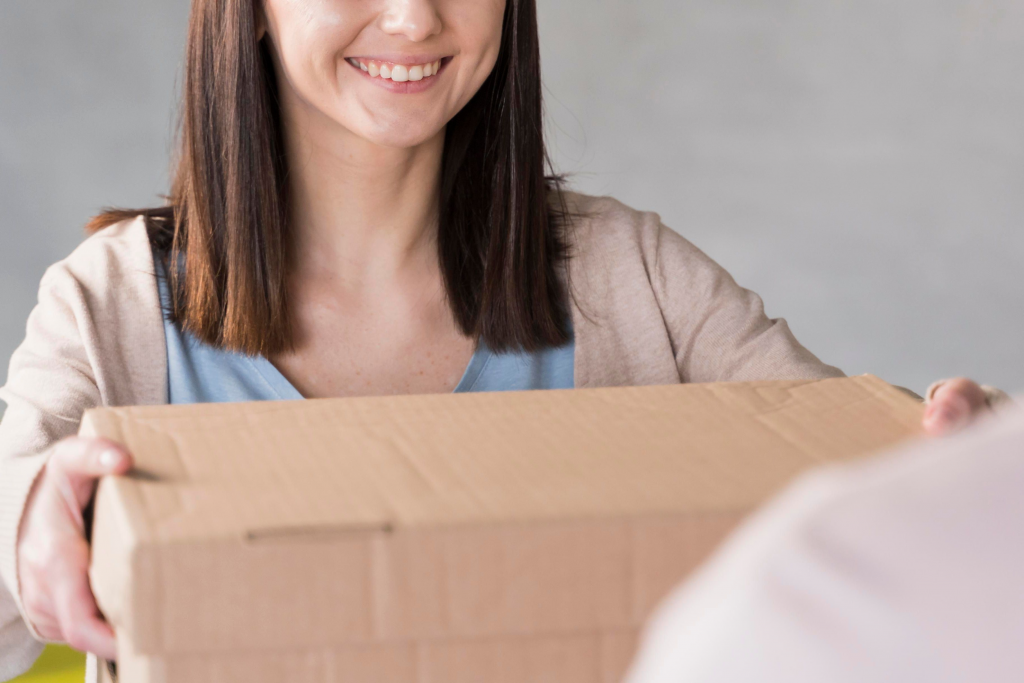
[84,375,923,683]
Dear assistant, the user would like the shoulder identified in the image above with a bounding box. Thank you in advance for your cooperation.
[31,215,162,358]
[559,191,660,257]
[558,191,721,280]
[24,215,166,406]
[48,215,154,282]
[38,216,157,308]
[632,409,1024,681]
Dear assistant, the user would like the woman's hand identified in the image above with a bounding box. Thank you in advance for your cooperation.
[16,437,132,660]
[922,378,990,436]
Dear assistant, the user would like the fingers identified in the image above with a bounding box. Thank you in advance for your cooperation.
[16,436,129,659]
[49,437,133,479]
[19,569,62,640]
[923,378,988,436]
[19,511,117,658]
[52,562,117,660]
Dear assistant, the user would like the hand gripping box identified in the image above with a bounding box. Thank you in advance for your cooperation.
[83,375,923,683]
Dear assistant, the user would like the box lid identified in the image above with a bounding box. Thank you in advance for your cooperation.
[85,375,923,656]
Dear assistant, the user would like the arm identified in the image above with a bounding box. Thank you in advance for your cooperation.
[0,219,166,676]
[648,222,844,383]
[647,220,1014,435]
[0,580,43,681]
[0,263,107,677]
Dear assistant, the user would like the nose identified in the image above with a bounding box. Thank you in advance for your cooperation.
[379,0,443,42]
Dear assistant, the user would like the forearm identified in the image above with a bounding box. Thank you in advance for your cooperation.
[0,414,54,678]
[0,584,45,681]
[0,449,50,625]
[650,223,843,383]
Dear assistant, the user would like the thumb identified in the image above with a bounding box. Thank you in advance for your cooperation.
[45,438,133,517]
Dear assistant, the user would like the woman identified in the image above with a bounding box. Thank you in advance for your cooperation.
[0,0,1003,679]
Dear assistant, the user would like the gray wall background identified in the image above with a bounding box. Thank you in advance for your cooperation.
[2,1,1022,417]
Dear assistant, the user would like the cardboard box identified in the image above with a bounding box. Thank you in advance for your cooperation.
[83,375,923,683]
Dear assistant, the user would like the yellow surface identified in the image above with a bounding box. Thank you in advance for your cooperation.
[10,646,85,683]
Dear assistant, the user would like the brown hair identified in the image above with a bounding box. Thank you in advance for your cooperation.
[89,0,571,355]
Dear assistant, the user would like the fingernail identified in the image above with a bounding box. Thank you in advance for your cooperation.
[99,450,121,469]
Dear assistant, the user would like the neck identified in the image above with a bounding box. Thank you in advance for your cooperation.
[281,98,445,289]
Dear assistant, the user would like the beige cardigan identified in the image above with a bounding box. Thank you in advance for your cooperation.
[0,193,843,680]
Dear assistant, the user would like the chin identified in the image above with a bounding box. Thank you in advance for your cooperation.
[350,113,446,150]
[367,128,442,150]
[371,132,439,149]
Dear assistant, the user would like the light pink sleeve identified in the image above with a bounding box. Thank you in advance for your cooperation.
[646,218,845,383]
[0,218,166,680]
[0,262,103,677]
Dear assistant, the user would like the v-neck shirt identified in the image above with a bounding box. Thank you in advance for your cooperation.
[155,256,575,404]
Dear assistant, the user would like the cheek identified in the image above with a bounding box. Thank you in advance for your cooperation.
[445,1,506,103]
[266,2,364,101]
[451,0,505,62]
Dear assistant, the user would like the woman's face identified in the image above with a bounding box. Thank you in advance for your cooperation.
[260,0,506,149]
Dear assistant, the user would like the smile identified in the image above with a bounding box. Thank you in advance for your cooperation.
[346,58,447,83]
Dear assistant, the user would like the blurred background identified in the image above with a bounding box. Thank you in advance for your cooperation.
[2,0,1022,423]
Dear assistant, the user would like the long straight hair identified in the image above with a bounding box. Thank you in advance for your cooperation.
[89,0,571,355]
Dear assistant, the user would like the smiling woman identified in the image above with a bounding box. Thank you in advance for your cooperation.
[0,0,1002,681]
[89,0,565,363]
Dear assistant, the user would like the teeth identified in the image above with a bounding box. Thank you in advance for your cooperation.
[350,58,445,83]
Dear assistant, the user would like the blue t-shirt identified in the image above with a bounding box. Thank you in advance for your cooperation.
[155,257,574,404]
